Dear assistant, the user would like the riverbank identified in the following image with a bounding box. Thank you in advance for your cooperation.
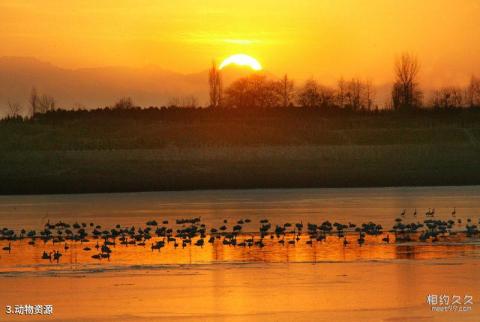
[1,144,480,194]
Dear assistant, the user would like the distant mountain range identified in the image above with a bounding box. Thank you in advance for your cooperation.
[0,56,394,116]
[0,56,259,115]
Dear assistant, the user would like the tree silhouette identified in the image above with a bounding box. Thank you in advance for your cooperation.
[431,86,464,109]
[297,79,335,108]
[336,77,347,108]
[224,74,282,108]
[37,94,56,113]
[29,87,38,117]
[7,101,22,118]
[280,74,295,107]
[392,53,422,110]
[208,61,222,108]
[466,75,480,108]
[113,97,134,109]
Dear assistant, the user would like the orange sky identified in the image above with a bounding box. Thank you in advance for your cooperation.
[1,0,480,85]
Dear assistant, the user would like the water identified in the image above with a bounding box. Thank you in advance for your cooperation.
[1,185,480,274]
[1,186,480,321]
[1,186,480,230]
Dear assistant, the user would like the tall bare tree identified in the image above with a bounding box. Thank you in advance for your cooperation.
[208,61,222,108]
[336,77,347,108]
[364,79,375,110]
[30,87,38,116]
[392,53,422,110]
[280,74,295,107]
[347,78,363,110]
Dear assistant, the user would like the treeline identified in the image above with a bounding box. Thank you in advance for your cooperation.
[210,53,480,112]
[4,53,480,121]
[4,103,480,128]
[221,74,375,110]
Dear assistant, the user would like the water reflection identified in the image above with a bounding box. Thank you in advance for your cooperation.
[1,233,479,274]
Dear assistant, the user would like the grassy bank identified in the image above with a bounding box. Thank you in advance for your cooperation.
[1,145,480,194]
[1,107,480,150]
[2,108,480,194]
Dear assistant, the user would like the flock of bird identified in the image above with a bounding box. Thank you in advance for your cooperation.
[0,208,479,263]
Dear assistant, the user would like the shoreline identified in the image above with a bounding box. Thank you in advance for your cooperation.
[2,182,480,197]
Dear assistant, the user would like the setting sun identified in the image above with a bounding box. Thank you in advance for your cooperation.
[219,54,262,71]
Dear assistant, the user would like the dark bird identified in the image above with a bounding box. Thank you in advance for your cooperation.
[382,235,390,243]
[2,243,11,253]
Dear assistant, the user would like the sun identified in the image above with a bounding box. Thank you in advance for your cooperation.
[219,54,262,71]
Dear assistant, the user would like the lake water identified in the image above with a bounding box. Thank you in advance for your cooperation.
[2,185,480,231]
[1,186,479,321]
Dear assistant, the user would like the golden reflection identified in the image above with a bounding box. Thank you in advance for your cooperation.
[1,232,479,273]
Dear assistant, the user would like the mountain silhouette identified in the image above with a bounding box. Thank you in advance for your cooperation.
[0,56,396,116]
[0,56,263,115]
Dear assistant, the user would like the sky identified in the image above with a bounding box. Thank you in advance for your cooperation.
[1,0,480,86]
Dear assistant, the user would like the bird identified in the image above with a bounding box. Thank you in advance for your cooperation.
[53,251,62,262]
[41,251,51,260]
[357,237,365,246]
[452,208,456,217]
[2,243,11,253]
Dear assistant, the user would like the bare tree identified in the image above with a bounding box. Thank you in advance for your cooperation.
[181,95,198,108]
[392,53,422,110]
[208,61,222,108]
[7,101,23,118]
[364,79,375,110]
[296,79,320,108]
[346,78,363,110]
[37,94,56,113]
[466,75,480,108]
[431,86,464,109]
[296,79,335,108]
[336,77,347,108]
[113,97,134,109]
[30,87,38,116]
[335,78,375,110]
[280,74,295,107]
[167,96,181,107]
